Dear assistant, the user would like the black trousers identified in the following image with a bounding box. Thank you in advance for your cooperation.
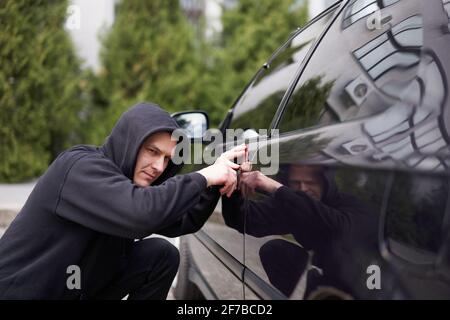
[93,237,180,300]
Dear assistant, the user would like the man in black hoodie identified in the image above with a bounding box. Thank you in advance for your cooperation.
[0,102,244,299]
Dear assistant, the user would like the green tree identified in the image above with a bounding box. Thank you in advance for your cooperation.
[0,0,84,182]
[213,0,308,116]
[87,0,309,143]
[86,0,208,145]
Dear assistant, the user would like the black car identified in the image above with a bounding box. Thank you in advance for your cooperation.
[172,0,450,299]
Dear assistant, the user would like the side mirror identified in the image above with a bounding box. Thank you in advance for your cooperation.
[171,111,209,141]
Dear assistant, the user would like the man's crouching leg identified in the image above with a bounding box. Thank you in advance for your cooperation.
[96,237,180,300]
[127,237,180,300]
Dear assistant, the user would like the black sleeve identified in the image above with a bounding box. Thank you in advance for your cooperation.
[222,191,292,237]
[273,186,354,247]
[222,186,356,246]
[55,154,208,239]
[156,187,221,237]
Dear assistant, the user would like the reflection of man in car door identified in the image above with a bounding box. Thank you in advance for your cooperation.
[222,164,380,298]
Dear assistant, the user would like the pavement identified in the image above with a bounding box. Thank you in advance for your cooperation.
[0,180,36,238]
[0,180,37,212]
[0,179,178,299]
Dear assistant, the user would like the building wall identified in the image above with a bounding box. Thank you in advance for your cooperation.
[66,0,115,71]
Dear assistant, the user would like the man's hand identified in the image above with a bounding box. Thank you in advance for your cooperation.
[239,171,282,197]
[197,144,247,197]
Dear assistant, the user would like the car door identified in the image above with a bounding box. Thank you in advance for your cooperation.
[241,0,450,299]
[193,1,337,300]
[380,171,450,299]
[194,1,342,300]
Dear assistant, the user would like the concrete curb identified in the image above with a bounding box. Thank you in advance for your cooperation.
[0,209,19,229]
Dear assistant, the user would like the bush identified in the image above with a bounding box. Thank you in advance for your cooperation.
[0,0,83,182]
[85,0,206,145]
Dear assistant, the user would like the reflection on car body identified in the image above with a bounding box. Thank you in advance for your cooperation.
[174,0,450,300]
[222,165,385,299]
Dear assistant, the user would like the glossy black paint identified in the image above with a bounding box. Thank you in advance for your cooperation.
[179,0,450,300]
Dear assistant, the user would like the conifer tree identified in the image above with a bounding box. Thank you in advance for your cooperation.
[0,0,83,182]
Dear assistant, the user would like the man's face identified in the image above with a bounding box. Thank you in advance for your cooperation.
[287,166,324,201]
[133,131,176,187]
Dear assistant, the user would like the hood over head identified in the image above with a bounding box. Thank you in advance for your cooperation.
[320,167,339,206]
[278,164,339,204]
[100,102,181,184]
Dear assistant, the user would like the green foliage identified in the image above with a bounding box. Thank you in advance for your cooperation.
[278,76,334,132]
[229,91,284,130]
[85,0,208,145]
[86,0,308,145]
[0,0,83,182]
[0,0,310,181]
[215,0,308,113]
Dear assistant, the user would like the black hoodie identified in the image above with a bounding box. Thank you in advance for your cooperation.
[0,102,219,299]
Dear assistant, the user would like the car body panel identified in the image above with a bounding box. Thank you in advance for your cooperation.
[180,0,450,300]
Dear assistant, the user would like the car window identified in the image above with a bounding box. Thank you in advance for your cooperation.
[233,0,450,300]
[228,7,337,134]
[278,0,429,133]
[385,172,449,265]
